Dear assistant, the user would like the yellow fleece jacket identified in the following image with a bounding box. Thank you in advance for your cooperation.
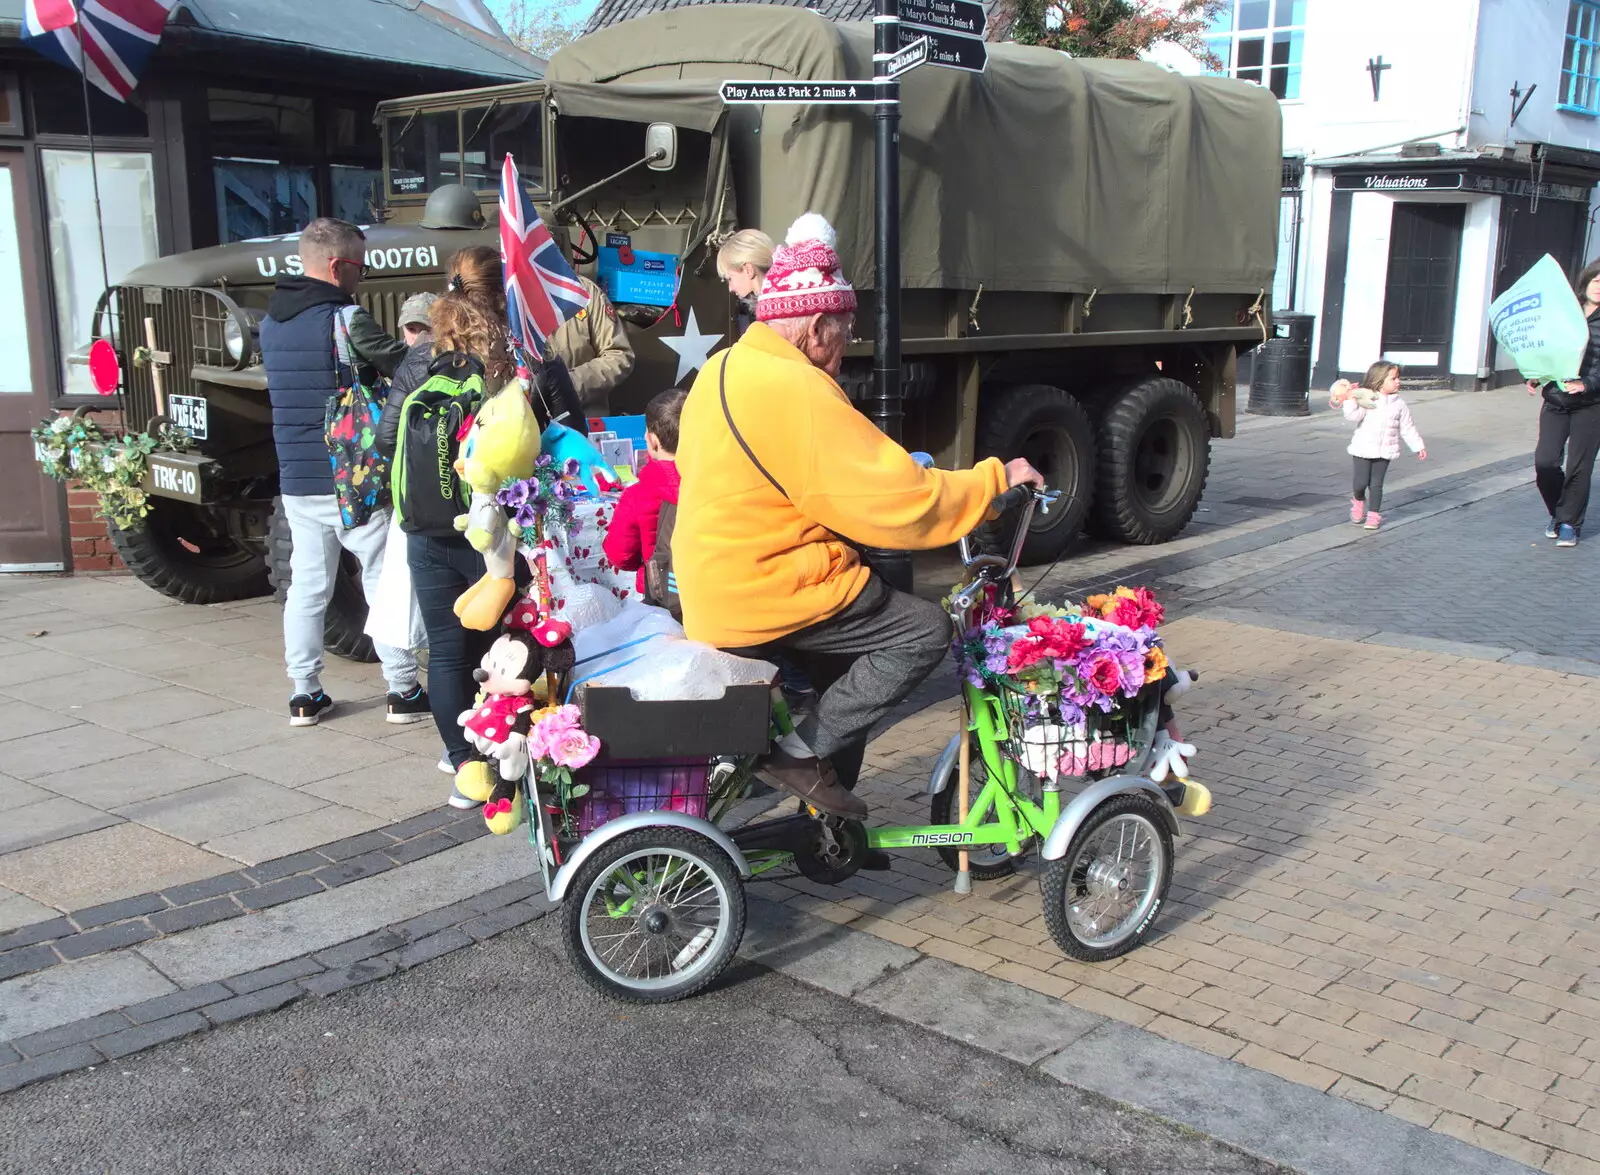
[673,323,1007,648]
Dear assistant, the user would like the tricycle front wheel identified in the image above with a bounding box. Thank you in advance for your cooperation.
[1041,794,1173,963]
[563,826,746,1003]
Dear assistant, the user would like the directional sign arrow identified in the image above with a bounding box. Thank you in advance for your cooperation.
[898,25,988,74]
[884,35,929,80]
[719,79,896,105]
[899,0,986,38]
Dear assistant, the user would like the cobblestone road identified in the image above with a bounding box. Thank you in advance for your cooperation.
[1215,490,1599,664]
[761,451,1600,1175]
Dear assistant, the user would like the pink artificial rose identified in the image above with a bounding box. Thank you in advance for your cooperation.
[527,705,583,761]
[1086,655,1122,697]
[546,726,601,770]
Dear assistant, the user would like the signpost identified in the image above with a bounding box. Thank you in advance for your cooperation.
[719,0,988,590]
[884,35,929,81]
[899,0,988,75]
[718,80,895,105]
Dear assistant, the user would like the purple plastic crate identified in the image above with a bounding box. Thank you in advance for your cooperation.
[574,758,709,834]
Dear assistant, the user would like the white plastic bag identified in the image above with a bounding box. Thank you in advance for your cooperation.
[570,601,776,701]
[1489,254,1589,384]
[363,515,427,651]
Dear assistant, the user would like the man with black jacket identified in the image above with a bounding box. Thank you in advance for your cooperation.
[261,217,429,727]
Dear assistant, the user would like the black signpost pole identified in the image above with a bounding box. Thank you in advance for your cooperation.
[867,0,914,594]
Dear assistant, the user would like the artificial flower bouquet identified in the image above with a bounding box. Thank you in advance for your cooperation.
[953,586,1171,782]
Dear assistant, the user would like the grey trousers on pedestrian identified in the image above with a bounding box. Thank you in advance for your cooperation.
[281,494,418,698]
[725,575,951,789]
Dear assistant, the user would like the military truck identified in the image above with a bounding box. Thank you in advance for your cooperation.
[95,4,1280,650]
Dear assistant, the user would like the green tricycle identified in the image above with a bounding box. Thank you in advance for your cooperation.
[522,484,1213,1002]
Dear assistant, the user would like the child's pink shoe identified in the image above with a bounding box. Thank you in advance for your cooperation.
[1349,497,1366,524]
[1364,511,1382,531]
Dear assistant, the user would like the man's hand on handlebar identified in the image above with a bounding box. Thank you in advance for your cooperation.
[1004,459,1046,490]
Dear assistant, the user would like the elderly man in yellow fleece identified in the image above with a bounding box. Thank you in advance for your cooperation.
[674,213,1043,821]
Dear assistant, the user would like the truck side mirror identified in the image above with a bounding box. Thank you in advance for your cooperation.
[646,122,677,172]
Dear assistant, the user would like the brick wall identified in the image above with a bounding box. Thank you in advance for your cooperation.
[67,485,123,572]
[62,407,126,574]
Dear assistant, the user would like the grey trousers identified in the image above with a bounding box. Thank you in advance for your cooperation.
[725,575,951,789]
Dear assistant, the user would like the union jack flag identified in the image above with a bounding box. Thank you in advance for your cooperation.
[23,0,178,103]
[500,153,589,363]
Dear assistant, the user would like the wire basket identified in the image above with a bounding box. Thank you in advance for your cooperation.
[568,758,711,835]
[989,677,1162,783]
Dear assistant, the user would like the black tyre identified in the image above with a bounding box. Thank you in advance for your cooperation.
[928,743,1033,880]
[1041,793,1173,963]
[1091,377,1211,545]
[563,826,746,1004]
[266,497,377,663]
[837,359,936,404]
[108,501,270,605]
[976,384,1095,565]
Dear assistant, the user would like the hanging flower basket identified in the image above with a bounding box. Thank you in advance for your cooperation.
[31,408,194,532]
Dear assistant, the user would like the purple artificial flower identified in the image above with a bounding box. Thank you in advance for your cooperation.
[1057,698,1086,726]
[514,503,539,529]
[497,479,531,509]
[563,457,582,477]
[536,453,554,468]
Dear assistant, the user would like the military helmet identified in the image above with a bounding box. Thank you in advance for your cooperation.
[419,183,485,230]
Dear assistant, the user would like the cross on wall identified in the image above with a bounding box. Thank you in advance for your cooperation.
[1368,56,1391,101]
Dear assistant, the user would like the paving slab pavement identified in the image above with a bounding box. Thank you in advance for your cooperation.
[0,574,456,920]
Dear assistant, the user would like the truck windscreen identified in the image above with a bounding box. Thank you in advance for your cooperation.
[386,101,545,198]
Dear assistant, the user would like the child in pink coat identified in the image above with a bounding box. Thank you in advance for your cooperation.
[603,389,686,600]
[1330,361,1427,531]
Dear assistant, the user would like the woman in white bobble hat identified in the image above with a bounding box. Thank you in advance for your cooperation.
[674,212,1044,823]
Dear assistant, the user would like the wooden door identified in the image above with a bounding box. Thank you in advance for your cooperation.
[0,150,66,571]
[1381,202,1466,376]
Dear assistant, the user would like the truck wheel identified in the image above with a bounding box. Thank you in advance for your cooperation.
[1092,377,1211,545]
[266,498,377,663]
[108,501,270,605]
[976,384,1095,564]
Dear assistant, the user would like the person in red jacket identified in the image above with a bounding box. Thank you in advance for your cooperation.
[603,389,687,600]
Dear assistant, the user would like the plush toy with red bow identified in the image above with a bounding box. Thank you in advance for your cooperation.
[458,629,545,834]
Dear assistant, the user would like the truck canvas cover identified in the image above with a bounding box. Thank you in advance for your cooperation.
[546,4,1281,296]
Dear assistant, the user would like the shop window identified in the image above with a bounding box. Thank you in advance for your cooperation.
[213,158,316,243]
[1562,1,1600,114]
[41,149,159,397]
[209,90,316,159]
[1203,0,1305,101]
[331,164,381,225]
[0,75,21,136]
[387,109,460,198]
[461,102,544,192]
[30,71,149,137]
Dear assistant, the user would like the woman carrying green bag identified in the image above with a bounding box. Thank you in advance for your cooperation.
[1530,260,1600,548]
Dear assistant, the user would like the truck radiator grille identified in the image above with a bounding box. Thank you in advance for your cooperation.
[104,286,197,430]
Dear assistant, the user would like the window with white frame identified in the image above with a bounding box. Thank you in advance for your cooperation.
[1562,0,1600,114]
[1204,0,1306,101]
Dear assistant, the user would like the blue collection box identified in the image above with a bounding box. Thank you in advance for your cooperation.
[596,239,680,307]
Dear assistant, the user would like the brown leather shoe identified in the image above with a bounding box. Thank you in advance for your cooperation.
[758,751,868,820]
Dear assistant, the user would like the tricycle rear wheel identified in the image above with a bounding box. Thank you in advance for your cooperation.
[1041,793,1173,962]
[563,826,746,1003]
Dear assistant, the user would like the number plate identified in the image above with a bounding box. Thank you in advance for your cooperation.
[144,453,206,503]
[168,394,209,439]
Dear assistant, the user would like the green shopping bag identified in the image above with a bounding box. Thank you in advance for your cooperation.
[1489,255,1589,385]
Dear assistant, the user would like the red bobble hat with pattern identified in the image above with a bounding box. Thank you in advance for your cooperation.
[755,212,858,322]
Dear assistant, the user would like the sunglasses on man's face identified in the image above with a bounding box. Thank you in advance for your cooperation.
[332,256,371,280]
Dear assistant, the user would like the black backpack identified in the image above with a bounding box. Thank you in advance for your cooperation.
[644,499,682,618]
[393,355,487,537]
